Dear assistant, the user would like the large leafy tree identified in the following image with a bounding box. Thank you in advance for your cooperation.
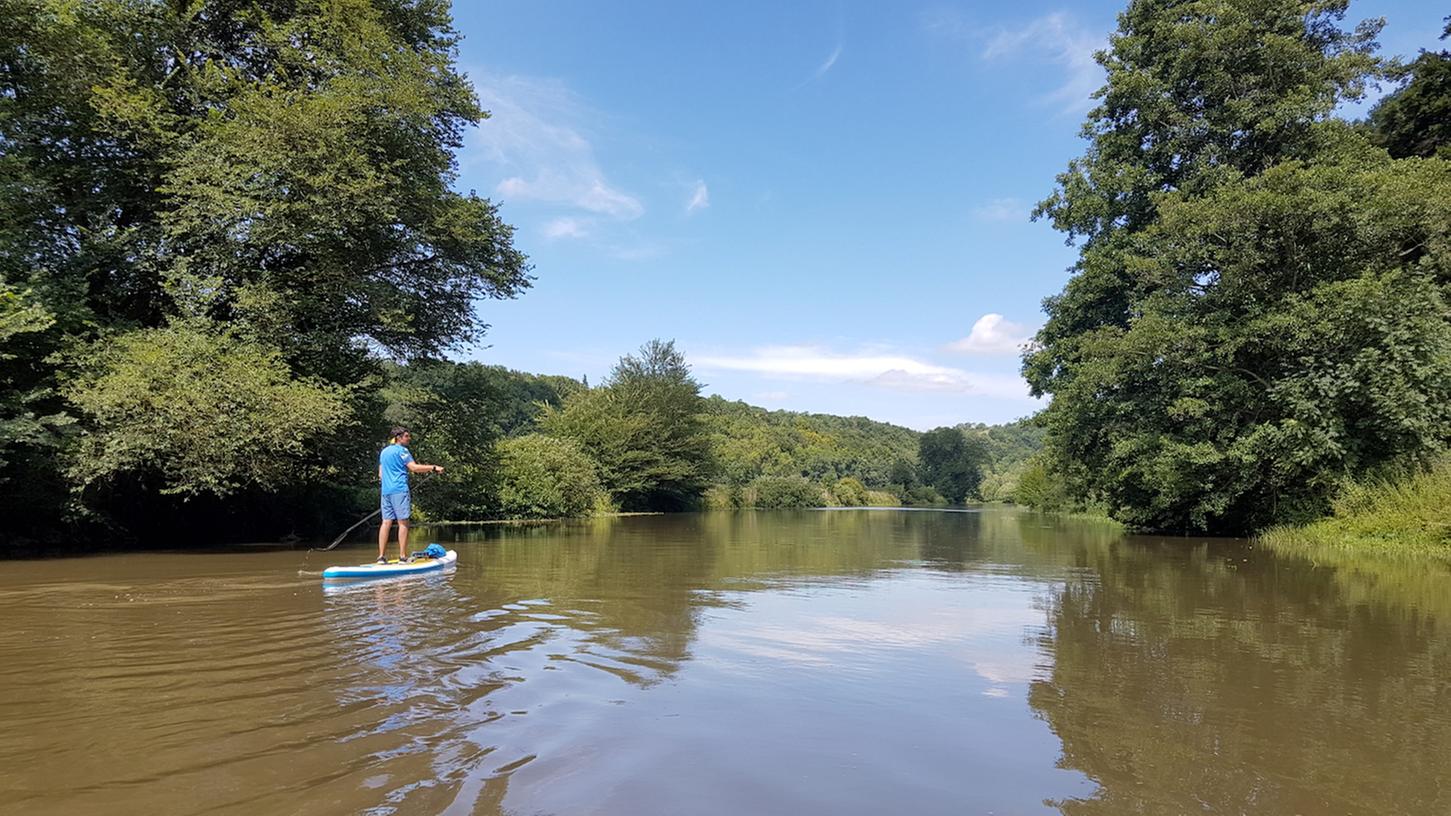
[543,340,712,511]
[1025,1,1451,533]
[1,1,529,536]
[2,0,528,362]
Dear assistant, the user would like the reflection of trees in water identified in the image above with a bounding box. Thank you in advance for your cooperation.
[1027,531,1451,815]
[435,510,1074,687]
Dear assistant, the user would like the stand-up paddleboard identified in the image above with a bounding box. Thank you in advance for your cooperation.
[323,549,457,580]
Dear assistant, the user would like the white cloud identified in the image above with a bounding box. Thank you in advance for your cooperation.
[542,217,591,240]
[946,314,1035,356]
[971,197,1025,223]
[695,345,1030,399]
[982,13,1105,114]
[469,73,643,219]
[686,180,710,214]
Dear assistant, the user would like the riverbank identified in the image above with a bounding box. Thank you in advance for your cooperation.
[1258,459,1451,561]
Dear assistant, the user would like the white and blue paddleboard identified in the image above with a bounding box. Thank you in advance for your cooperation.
[322,549,458,581]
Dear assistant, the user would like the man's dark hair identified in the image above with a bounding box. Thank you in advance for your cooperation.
[389,426,410,442]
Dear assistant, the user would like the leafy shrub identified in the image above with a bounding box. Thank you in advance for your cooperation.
[1013,456,1072,512]
[864,489,900,507]
[830,476,869,507]
[749,476,825,509]
[902,485,947,507]
[496,434,605,519]
[702,484,736,510]
[66,321,350,496]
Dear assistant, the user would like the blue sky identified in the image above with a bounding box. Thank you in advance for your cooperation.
[448,0,1445,430]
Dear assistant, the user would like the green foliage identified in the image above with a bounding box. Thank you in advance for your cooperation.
[901,485,948,507]
[0,0,529,540]
[65,322,350,497]
[959,418,1046,503]
[1012,457,1073,512]
[1026,1,1451,533]
[1366,21,1451,159]
[495,434,605,519]
[918,427,990,503]
[864,489,901,507]
[1260,457,1451,558]
[888,457,918,490]
[702,484,737,511]
[704,397,920,486]
[0,287,71,478]
[3,0,529,364]
[378,361,581,520]
[1034,0,1381,246]
[748,476,826,509]
[542,340,711,511]
[830,476,869,507]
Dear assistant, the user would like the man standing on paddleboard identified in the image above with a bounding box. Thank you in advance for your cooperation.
[378,426,444,563]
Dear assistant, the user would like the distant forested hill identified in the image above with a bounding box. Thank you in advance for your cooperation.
[703,396,921,489]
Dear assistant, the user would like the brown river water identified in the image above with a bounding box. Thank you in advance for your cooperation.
[1,508,1449,815]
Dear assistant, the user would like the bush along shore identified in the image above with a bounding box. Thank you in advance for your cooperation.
[1259,459,1451,560]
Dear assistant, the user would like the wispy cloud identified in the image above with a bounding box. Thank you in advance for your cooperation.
[696,345,1031,399]
[982,13,1105,114]
[946,314,1035,356]
[808,43,842,82]
[971,197,1025,223]
[686,180,710,214]
[542,217,591,240]
[468,73,644,219]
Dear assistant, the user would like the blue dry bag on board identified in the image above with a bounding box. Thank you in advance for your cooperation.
[410,543,448,560]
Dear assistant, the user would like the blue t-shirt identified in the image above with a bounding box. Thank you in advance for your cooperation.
[379,443,413,495]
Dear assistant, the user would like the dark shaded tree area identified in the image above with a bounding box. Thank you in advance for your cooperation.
[1025,0,1451,534]
[918,427,990,504]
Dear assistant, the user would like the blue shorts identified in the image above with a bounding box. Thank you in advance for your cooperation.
[381,491,411,521]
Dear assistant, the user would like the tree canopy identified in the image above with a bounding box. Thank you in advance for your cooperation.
[0,0,530,542]
[542,340,712,511]
[1025,0,1451,533]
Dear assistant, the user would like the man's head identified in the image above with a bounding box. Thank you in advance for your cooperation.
[390,426,412,445]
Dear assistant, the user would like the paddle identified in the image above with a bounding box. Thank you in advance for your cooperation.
[310,469,439,552]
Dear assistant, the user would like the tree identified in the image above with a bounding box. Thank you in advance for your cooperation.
[65,321,351,498]
[830,476,869,507]
[888,457,918,490]
[495,434,605,519]
[748,476,826,509]
[1021,1,1451,533]
[918,427,989,503]
[1366,18,1451,159]
[542,340,711,511]
[0,1,530,539]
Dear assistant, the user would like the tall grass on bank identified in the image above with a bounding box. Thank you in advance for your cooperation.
[1259,459,1451,560]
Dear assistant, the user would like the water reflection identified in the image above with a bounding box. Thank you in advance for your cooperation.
[2,509,1449,814]
[1028,526,1451,815]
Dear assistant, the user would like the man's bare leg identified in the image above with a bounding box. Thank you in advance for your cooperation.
[398,519,410,561]
[378,519,393,560]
